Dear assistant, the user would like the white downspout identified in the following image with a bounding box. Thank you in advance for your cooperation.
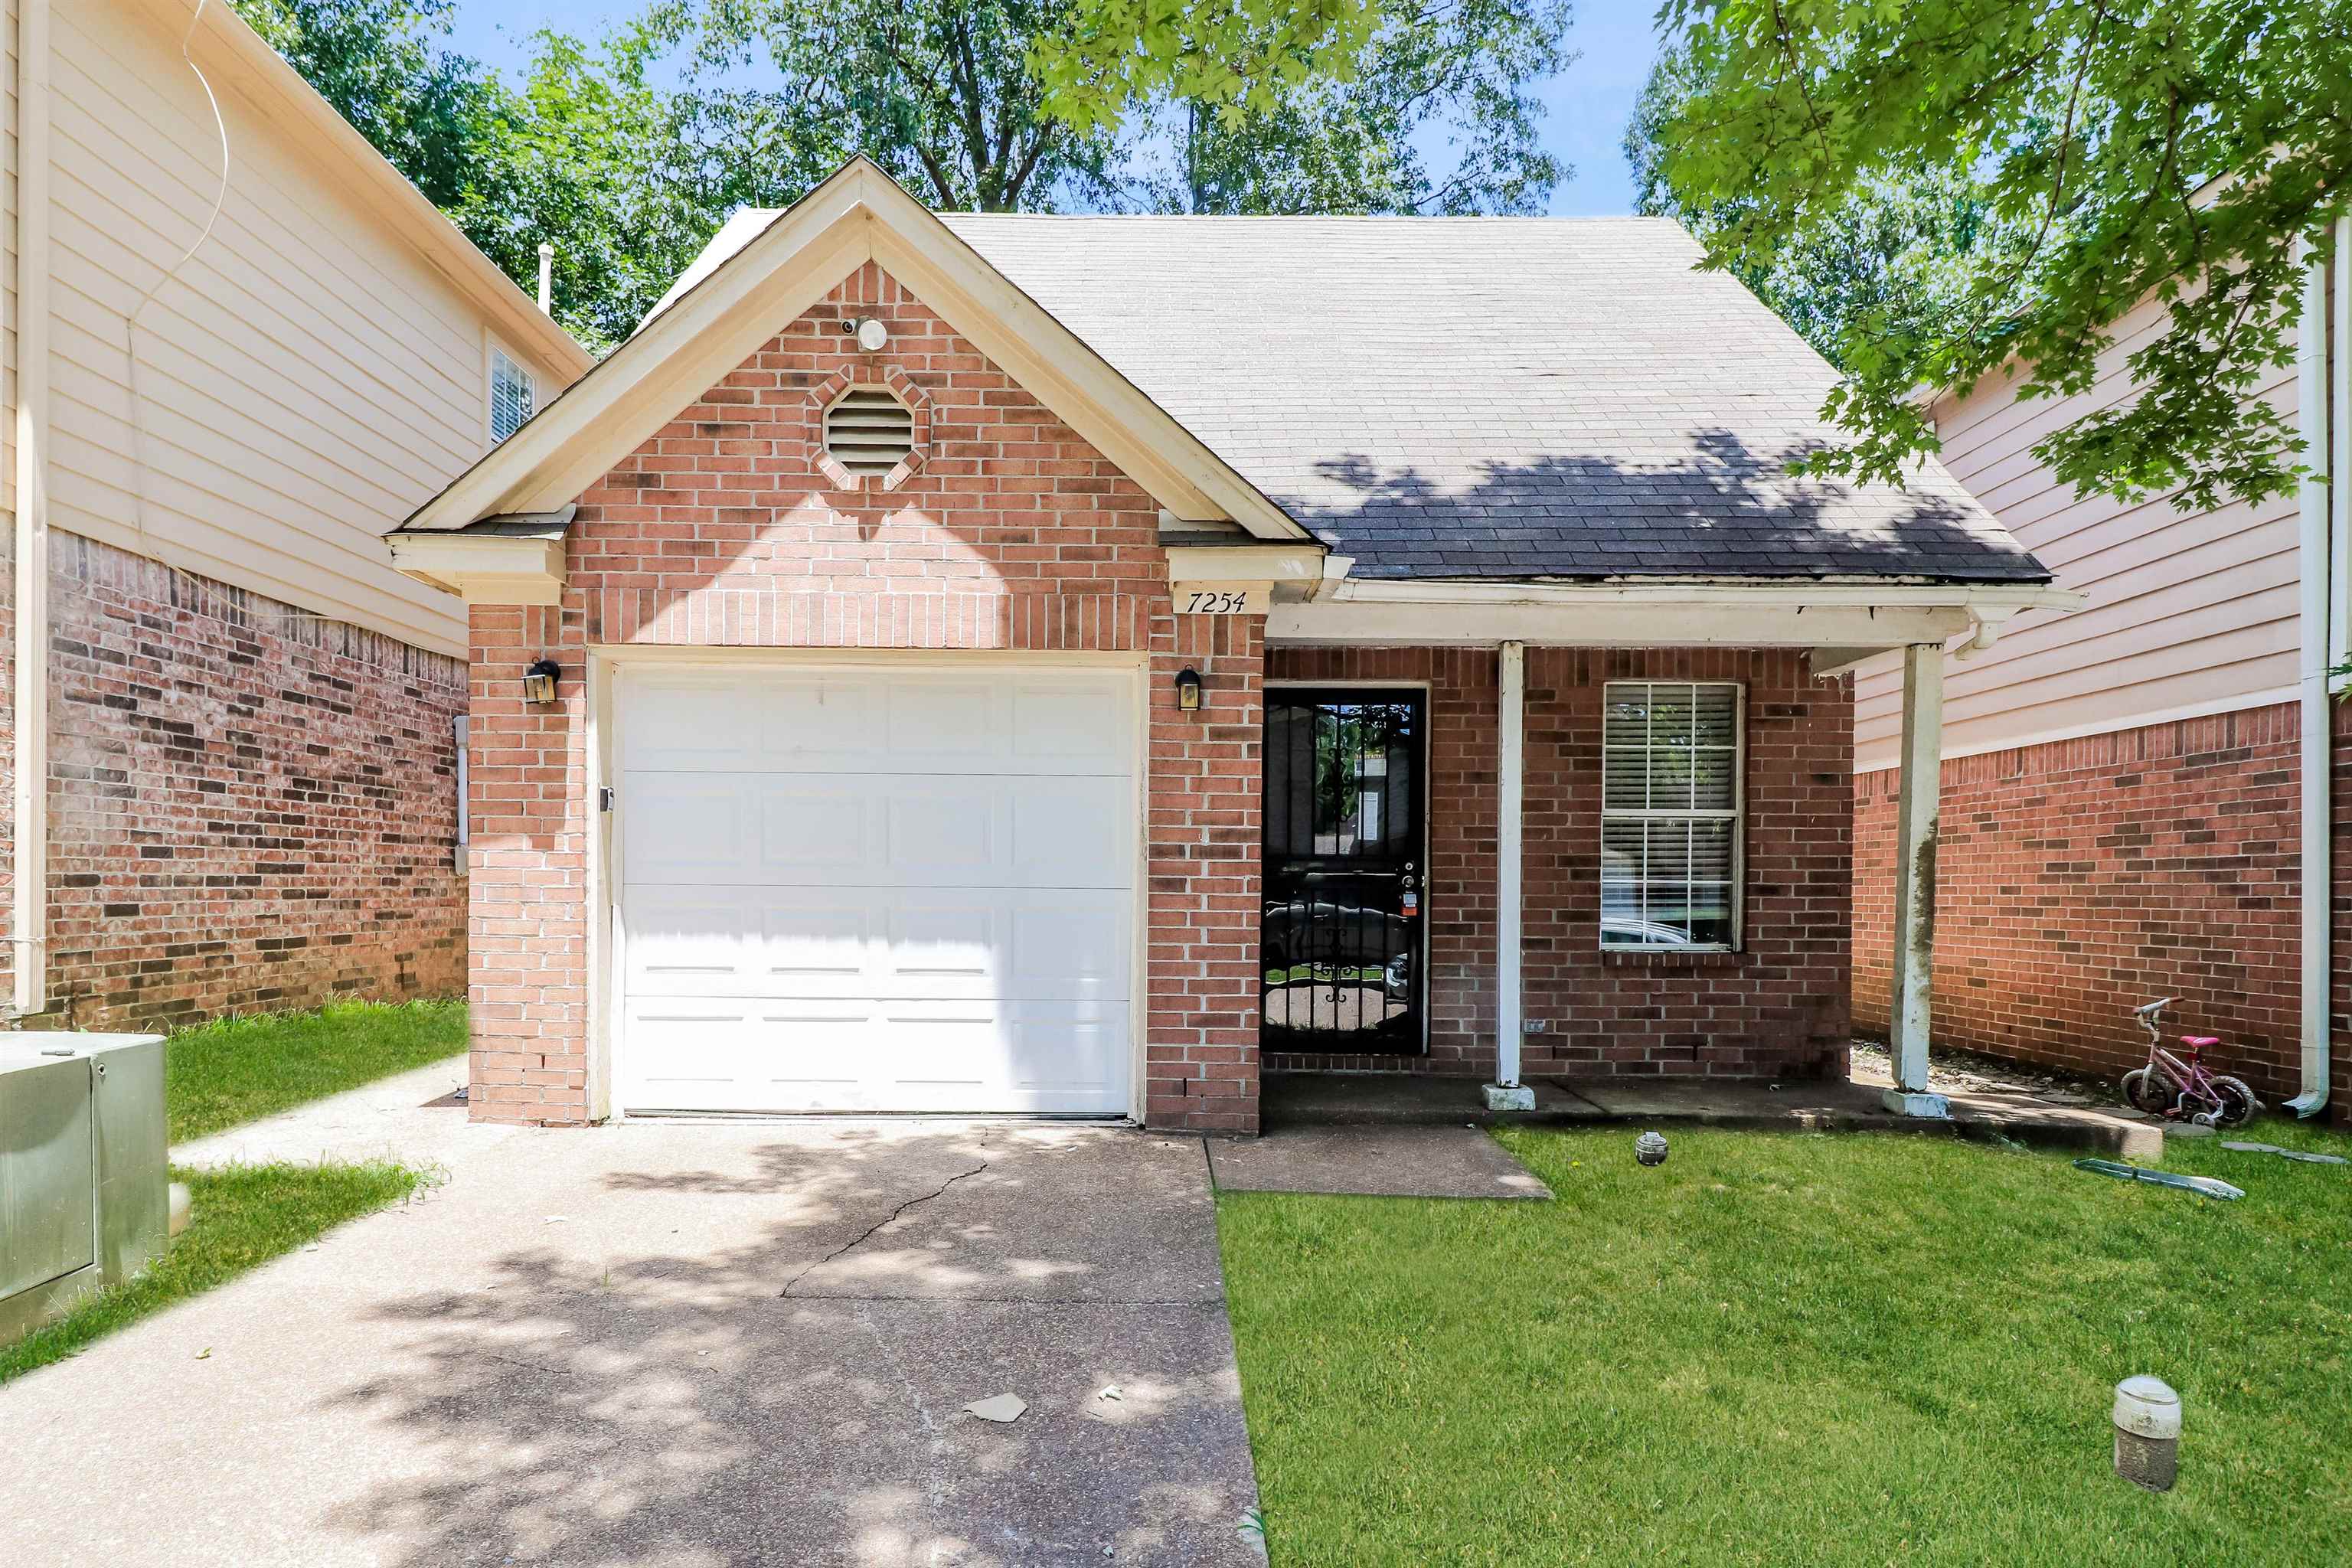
[2289,237,2332,1117]
[11,0,51,1020]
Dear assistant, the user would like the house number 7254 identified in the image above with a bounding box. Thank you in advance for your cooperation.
[1183,590,1250,614]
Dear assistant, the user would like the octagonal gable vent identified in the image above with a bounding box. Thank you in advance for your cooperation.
[825,388,915,477]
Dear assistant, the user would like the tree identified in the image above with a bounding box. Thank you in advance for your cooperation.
[240,0,1578,351]
[651,0,1130,213]
[1643,0,2352,513]
[1627,47,1998,373]
[230,0,504,213]
[1135,0,1573,216]
[456,22,835,351]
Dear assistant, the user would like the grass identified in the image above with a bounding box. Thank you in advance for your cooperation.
[0,1161,430,1385]
[165,998,467,1143]
[1217,1120,2352,1567]
[2,999,465,1382]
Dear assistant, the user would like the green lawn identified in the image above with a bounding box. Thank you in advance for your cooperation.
[3,999,465,1383]
[0,1161,429,1384]
[165,998,467,1142]
[1218,1121,2352,1567]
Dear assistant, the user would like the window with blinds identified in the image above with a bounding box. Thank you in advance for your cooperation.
[490,348,535,445]
[1599,681,1743,949]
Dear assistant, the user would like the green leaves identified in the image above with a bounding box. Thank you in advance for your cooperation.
[1638,0,2352,511]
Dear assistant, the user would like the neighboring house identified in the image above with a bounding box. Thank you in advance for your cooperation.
[1853,232,2350,1121]
[391,158,2066,1133]
[1,0,590,1027]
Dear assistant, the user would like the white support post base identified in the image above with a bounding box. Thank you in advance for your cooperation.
[1885,642,1949,1120]
[1483,1083,1536,1112]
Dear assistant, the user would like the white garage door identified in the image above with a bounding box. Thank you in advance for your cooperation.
[616,664,1137,1115]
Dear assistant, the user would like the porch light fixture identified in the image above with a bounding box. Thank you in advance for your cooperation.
[1174,667,1204,712]
[522,658,561,705]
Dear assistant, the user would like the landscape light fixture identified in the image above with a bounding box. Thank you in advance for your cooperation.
[1174,667,1204,713]
[523,658,562,705]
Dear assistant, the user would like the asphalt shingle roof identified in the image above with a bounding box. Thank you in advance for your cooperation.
[942,215,2043,583]
[688,211,2047,583]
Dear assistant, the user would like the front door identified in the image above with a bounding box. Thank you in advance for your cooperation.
[1261,689,1426,1054]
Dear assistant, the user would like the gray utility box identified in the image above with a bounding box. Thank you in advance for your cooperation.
[2,1034,169,1341]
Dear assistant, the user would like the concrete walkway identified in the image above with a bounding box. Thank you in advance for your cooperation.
[171,1055,521,1171]
[1267,1065,2165,1157]
[5,1112,1263,1567]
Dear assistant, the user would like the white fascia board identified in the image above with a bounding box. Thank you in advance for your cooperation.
[1328,578,2083,612]
[402,159,1314,544]
[1161,542,1326,583]
[387,534,566,606]
[863,188,1307,541]
[403,178,877,531]
[1269,596,1979,648]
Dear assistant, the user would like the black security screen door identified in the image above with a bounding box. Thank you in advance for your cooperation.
[1262,690,1426,1054]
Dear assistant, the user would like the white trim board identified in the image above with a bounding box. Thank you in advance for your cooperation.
[1854,684,2300,774]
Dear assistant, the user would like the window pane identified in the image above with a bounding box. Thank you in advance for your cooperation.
[1691,685,1737,747]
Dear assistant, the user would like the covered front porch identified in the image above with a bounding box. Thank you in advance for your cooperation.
[1241,574,2079,1121]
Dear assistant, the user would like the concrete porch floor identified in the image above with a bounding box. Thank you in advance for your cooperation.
[1264,1066,2166,1158]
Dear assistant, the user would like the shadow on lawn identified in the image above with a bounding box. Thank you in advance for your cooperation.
[320,1127,1257,1568]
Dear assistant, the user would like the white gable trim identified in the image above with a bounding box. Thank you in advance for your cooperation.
[398,158,1312,543]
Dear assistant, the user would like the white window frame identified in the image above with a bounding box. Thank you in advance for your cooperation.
[1599,680,1745,952]
[488,343,536,446]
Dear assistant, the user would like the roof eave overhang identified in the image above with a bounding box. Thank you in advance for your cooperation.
[396,158,1313,544]
[1270,575,2082,652]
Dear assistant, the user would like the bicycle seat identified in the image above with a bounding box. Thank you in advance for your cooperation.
[2180,1035,2220,1050]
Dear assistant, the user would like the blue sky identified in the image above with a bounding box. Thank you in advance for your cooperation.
[441,4,1662,217]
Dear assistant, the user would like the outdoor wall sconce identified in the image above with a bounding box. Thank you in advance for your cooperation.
[522,658,562,705]
[1174,667,1204,713]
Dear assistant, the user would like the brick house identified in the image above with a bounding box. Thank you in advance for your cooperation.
[394,159,2065,1133]
[1,0,589,1029]
[1853,221,2350,1122]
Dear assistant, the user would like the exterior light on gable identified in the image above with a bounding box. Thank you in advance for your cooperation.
[1174,667,1204,713]
[522,658,562,705]
[844,317,889,352]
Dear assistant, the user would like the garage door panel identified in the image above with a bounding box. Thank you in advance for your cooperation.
[619,1000,1128,1114]
[1011,681,1134,766]
[626,886,1129,1003]
[622,777,756,882]
[617,663,1137,1115]
[1010,779,1129,884]
[623,668,1134,777]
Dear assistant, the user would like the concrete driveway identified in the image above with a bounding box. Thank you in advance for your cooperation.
[0,1113,1262,1567]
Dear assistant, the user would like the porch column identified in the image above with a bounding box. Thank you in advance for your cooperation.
[1885,642,1950,1117]
[1485,641,1534,1110]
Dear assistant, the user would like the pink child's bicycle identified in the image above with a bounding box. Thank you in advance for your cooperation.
[2121,998,2261,1128]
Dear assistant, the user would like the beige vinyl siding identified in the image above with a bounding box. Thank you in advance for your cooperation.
[40,0,570,657]
[1855,286,2310,771]
[4,0,19,528]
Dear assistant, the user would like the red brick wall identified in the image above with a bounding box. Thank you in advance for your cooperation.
[1854,703,2318,1102]
[0,531,466,1027]
[1266,647,1852,1082]
[468,263,1263,1130]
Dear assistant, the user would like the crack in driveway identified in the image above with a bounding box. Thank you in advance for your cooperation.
[778,1152,993,1298]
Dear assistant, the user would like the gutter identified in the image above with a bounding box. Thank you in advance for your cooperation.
[11,0,50,1019]
[2290,237,2336,1118]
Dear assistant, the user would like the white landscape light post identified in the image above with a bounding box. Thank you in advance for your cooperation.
[1485,641,1534,1111]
